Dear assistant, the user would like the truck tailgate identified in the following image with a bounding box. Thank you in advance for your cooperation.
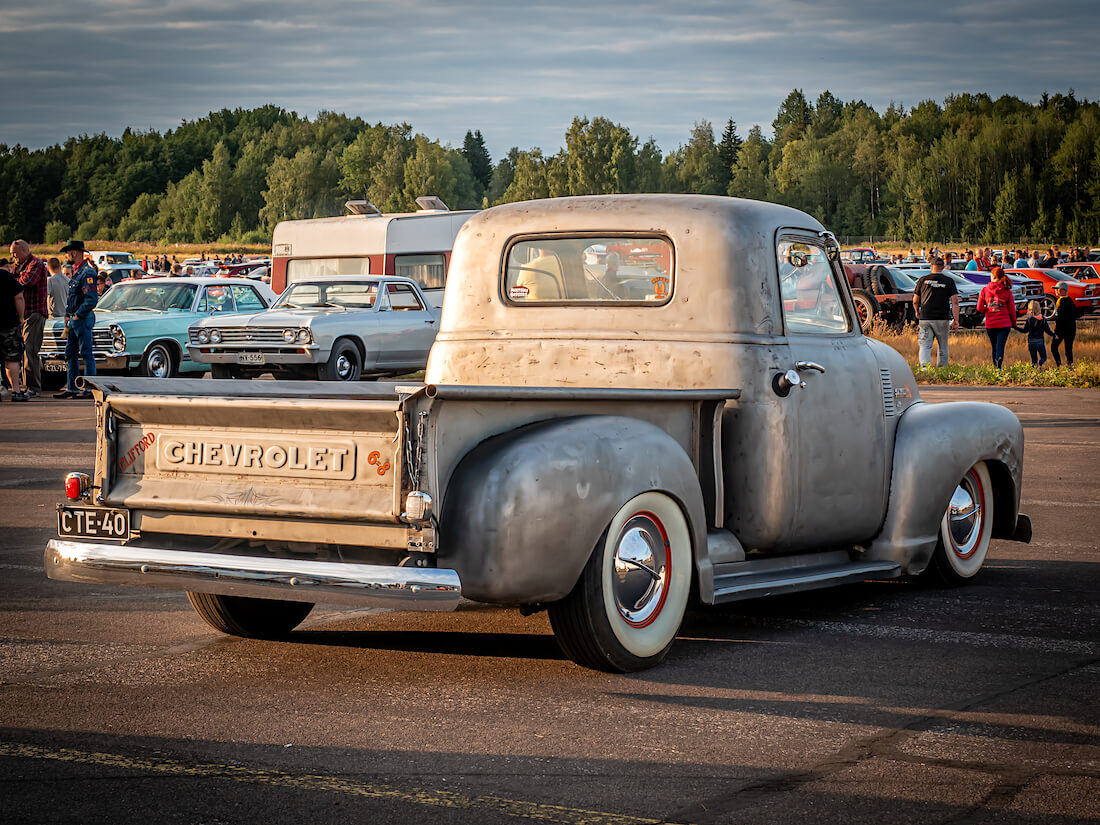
[88,377,412,523]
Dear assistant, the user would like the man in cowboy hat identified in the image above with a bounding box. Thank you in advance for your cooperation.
[55,240,98,399]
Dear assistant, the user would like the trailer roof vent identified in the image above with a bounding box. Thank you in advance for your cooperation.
[345,200,382,216]
[415,196,450,212]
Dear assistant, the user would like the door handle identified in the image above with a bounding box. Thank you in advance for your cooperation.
[795,360,826,374]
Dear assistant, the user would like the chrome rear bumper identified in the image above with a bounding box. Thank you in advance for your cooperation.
[45,540,462,611]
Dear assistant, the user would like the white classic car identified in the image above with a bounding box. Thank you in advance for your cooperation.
[186,276,440,380]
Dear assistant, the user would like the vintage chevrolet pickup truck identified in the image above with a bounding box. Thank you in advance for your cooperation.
[46,195,1031,672]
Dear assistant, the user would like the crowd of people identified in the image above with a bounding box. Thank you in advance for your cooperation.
[887,245,1093,270]
[1,239,99,401]
[912,257,1088,370]
[1,241,268,402]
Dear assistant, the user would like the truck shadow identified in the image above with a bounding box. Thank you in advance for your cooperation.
[290,628,567,662]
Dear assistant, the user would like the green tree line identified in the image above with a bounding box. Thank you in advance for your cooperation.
[1,91,1097,246]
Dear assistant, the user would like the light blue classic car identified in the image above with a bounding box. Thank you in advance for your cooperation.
[40,277,276,383]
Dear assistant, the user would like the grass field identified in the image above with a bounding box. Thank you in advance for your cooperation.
[870,319,1100,387]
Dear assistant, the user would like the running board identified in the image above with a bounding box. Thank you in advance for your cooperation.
[710,557,902,604]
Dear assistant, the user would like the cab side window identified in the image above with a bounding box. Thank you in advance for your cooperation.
[386,283,425,311]
[777,240,850,334]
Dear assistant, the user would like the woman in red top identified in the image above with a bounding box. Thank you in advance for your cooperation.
[976,266,1015,368]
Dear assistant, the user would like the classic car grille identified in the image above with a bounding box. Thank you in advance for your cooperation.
[190,328,289,346]
[41,327,112,355]
[880,369,895,418]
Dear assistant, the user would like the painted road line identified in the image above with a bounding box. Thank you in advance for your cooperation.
[0,741,688,825]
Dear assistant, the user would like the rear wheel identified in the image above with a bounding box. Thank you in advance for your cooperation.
[548,492,691,672]
[1039,295,1056,320]
[186,592,313,638]
[926,461,994,585]
[851,289,880,333]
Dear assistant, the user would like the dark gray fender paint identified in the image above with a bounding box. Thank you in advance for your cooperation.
[438,415,707,604]
[866,400,1024,574]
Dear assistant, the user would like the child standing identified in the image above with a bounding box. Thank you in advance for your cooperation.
[1014,301,1054,367]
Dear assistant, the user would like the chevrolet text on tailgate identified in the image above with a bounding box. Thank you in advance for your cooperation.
[46,195,1032,672]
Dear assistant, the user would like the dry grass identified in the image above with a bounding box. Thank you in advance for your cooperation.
[26,241,270,259]
[869,318,1100,387]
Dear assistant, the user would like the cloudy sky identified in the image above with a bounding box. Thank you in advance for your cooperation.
[2,0,1098,160]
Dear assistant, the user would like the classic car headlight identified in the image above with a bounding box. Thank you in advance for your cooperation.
[110,325,126,352]
[196,328,210,344]
[296,328,311,343]
[209,329,222,344]
[283,328,296,343]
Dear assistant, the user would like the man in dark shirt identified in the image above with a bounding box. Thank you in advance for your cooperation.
[913,257,960,366]
[1,266,28,401]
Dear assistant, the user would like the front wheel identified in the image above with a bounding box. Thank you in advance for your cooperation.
[186,592,314,638]
[926,461,994,585]
[139,342,177,378]
[318,339,361,381]
[548,491,692,672]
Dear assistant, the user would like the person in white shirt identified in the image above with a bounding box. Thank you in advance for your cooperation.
[46,257,69,318]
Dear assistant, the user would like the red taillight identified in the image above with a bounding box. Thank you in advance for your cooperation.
[64,472,89,500]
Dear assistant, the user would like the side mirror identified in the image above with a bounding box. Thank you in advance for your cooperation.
[819,230,841,262]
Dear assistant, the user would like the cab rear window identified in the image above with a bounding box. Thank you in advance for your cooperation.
[503,237,673,305]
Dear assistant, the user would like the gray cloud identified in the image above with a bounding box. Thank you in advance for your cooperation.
[1,0,1096,160]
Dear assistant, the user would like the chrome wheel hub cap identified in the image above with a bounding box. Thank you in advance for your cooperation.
[612,513,670,627]
[335,354,353,379]
[148,349,169,378]
[948,473,982,557]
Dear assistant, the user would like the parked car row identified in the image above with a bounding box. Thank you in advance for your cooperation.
[39,278,276,386]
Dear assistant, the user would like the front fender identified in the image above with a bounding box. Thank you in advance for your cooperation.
[438,415,707,604]
[866,400,1024,574]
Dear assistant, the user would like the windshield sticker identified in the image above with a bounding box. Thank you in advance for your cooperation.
[508,285,529,300]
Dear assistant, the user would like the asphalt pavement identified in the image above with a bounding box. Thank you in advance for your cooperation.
[0,386,1097,824]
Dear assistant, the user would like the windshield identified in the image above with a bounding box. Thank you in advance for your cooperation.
[885,267,918,290]
[96,282,197,312]
[103,253,135,264]
[273,280,379,309]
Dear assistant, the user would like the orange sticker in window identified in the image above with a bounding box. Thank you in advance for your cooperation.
[651,276,669,298]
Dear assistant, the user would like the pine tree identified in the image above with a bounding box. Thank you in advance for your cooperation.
[718,119,742,192]
[462,130,493,198]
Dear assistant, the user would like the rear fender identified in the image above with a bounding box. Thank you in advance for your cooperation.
[438,415,707,604]
[866,400,1024,574]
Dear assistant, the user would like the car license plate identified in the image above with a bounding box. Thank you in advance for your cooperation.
[58,505,131,542]
[236,352,265,365]
[44,361,67,372]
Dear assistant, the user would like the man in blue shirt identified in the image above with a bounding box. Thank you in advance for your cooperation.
[54,240,98,399]
[964,251,979,271]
